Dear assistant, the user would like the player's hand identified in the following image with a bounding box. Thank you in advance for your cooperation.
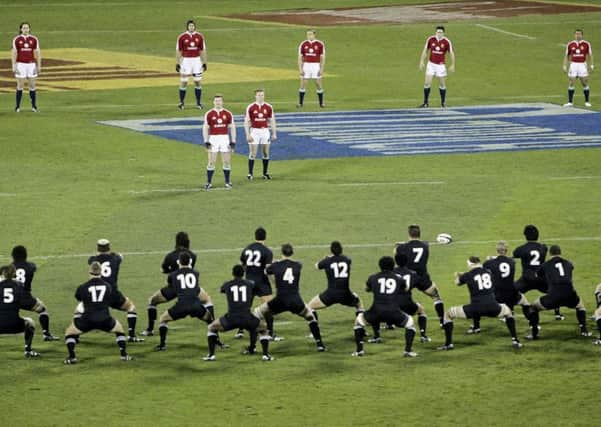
[419,62,425,71]
[36,66,41,75]
[204,142,211,149]
[271,134,277,141]
[247,136,254,144]
[176,64,181,73]
[562,65,567,73]
[203,63,207,72]
[449,64,455,73]
[590,64,595,73]
[299,69,304,76]
[229,142,236,150]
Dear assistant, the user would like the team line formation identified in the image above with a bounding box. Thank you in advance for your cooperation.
[11,21,595,187]
[1,224,601,364]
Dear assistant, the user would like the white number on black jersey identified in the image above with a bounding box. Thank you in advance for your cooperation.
[378,277,397,294]
[230,285,248,302]
[412,247,424,263]
[401,274,412,290]
[283,268,295,284]
[555,262,565,277]
[330,262,349,279]
[474,273,493,290]
[88,285,107,302]
[499,262,511,278]
[15,268,26,284]
[529,250,541,266]
[177,273,197,289]
[101,261,112,278]
[2,288,14,303]
[244,250,262,267]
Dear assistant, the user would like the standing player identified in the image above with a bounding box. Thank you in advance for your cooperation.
[11,245,59,340]
[11,22,41,112]
[351,256,418,358]
[419,26,455,108]
[563,29,594,107]
[204,265,272,361]
[297,29,326,108]
[438,256,522,351]
[203,94,236,190]
[527,245,591,340]
[394,225,445,326]
[244,89,277,180]
[176,20,207,110]
[63,262,133,364]
[253,243,326,352]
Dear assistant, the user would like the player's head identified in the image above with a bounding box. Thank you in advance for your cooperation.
[89,261,102,277]
[523,225,539,241]
[213,94,224,109]
[177,251,192,267]
[255,227,267,241]
[186,20,196,32]
[435,26,445,38]
[550,245,561,256]
[232,264,245,278]
[96,238,111,253]
[395,252,408,268]
[467,256,481,268]
[330,241,343,256]
[19,22,30,35]
[379,256,395,272]
[408,224,421,239]
[0,264,16,280]
[306,29,316,40]
[11,245,28,262]
[175,231,190,249]
[281,243,294,257]
[255,89,265,103]
[574,29,583,40]
[496,240,508,255]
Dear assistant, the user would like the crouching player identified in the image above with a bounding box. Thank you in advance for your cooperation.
[204,265,272,361]
[352,256,418,357]
[439,256,522,351]
[64,262,133,364]
[593,284,601,345]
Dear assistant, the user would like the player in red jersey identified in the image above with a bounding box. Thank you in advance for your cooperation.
[11,22,41,112]
[244,89,277,180]
[419,26,455,108]
[297,29,326,108]
[563,29,594,108]
[176,20,207,110]
[202,94,236,190]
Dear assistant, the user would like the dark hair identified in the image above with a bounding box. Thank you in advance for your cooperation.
[469,256,481,264]
[575,29,583,34]
[394,252,408,267]
[1,264,16,279]
[379,256,395,272]
[282,243,294,257]
[232,264,245,278]
[97,242,111,252]
[330,241,342,256]
[408,224,421,238]
[186,20,195,28]
[214,94,223,99]
[550,245,561,256]
[11,245,28,262]
[19,22,30,34]
[255,88,264,94]
[523,225,539,241]
[178,251,191,266]
[175,231,190,249]
[436,26,445,32]
[89,261,102,277]
[255,227,266,241]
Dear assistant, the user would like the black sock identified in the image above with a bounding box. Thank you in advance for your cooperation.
[29,90,37,108]
[439,88,446,104]
[309,320,322,344]
[418,315,427,336]
[405,328,416,352]
[24,325,34,352]
[568,88,575,103]
[584,87,590,102]
[116,333,127,356]
[443,322,453,346]
[207,169,215,183]
[434,301,444,324]
[576,309,587,332]
[423,87,431,104]
[16,89,23,108]
[505,317,517,340]
[372,324,381,339]
[597,318,601,338]
[248,159,255,175]
[298,90,305,106]
[529,310,540,337]
[148,305,157,331]
[249,330,258,352]
[262,159,269,175]
[224,169,231,184]
[312,310,319,322]
[179,88,186,103]
[472,316,481,330]
[521,304,531,321]
[195,87,202,105]
[317,90,324,106]
[260,336,270,355]
[39,312,50,334]
[159,323,168,346]
[127,312,137,337]
[354,327,365,352]
[266,314,274,337]
[208,334,218,356]
[66,335,77,358]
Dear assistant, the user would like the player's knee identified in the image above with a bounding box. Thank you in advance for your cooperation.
[594,306,601,319]
[111,320,125,334]
[594,283,601,294]
[65,323,80,336]
[355,312,366,328]
[207,163,215,170]
[532,299,545,311]
[24,317,35,329]
[180,78,188,85]
[575,299,586,311]
[159,312,171,323]
[404,315,415,330]
[499,304,512,318]
[416,303,426,315]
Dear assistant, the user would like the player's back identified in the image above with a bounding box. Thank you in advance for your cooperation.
[168,267,201,300]
[75,277,113,318]
[267,259,302,297]
[366,271,407,308]
[396,240,429,276]
[540,256,575,293]
[221,278,255,315]
[459,267,497,304]
[318,255,352,291]
[393,266,419,295]
[12,261,36,292]
[241,242,273,282]
[88,253,122,288]
[162,249,197,274]
[513,242,547,275]
[483,256,516,294]
[0,280,34,319]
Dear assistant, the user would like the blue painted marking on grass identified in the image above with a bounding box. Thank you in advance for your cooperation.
[99,103,601,159]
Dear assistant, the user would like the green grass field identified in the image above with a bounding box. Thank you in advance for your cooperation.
[1,1,600,426]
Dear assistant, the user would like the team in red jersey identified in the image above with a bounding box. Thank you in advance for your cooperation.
[297,29,326,108]
[563,29,594,107]
[244,89,277,180]
[176,20,207,110]
[202,95,236,190]
[419,26,455,108]
[11,22,41,112]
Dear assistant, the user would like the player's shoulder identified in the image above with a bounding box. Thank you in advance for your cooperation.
[263,102,274,109]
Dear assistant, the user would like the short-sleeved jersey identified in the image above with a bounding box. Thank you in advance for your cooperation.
[317,255,352,291]
[88,253,122,289]
[395,240,429,276]
[13,35,39,63]
[245,103,274,129]
[537,256,575,294]
[0,280,37,321]
[513,242,547,275]
[176,31,205,58]
[482,256,516,294]
[425,36,453,65]
[162,249,198,274]
[458,267,497,305]
[566,40,592,63]
[12,261,37,292]
[167,267,201,300]
[298,40,325,63]
[266,259,302,297]
[75,277,113,316]
[204,108,233,135]
[240,242,273,282]
[365,271,409,308]
[221,278,255,315]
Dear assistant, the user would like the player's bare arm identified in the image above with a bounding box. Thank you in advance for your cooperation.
[175,48,181,71]
[229,119,237,148]
[298,54,304,76]
[269,114,277,141]
[11,47,17,73]
[319,52,325,76]
[448,50,455,73]
[590,51,595,72]
[419,45,428,70]
[244,113,253,143]
[202,117,210,147]
[35,47,41,75]
[201,49,207,71]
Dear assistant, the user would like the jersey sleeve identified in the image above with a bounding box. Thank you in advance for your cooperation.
[446,38,453,53]
[265,249,273,265]
[220,282,227,294]
[87,256,94,265]
[75,286,82,301]
[265,264,273,275]
[161,255,170,274]
[458,272,469,285]
[317,258,327,270]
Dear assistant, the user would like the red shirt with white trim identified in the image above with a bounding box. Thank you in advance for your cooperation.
[246,103,273,129]
[204,108,233,135]
[298,40,325,63]
[13,35,39,63]
[425,36,452,65]
[566,40,592,63]
[177,31,205,58]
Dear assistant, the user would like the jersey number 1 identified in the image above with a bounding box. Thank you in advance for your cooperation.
[231,285,248,302]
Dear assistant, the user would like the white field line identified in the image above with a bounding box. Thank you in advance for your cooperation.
[128,187,229,194]
[548,176,601,180]
[1,237,600,261]
[0,193,17,197]
[336,181,445,186]
[474,23,536,40]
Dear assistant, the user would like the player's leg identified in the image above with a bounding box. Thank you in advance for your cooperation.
[421,72,434,107]
[247,142,258,179]
[109,319,132,360]
[205,318,226,360]
[467,314,481,335]
[527,297,551,339]
[415,303,430,342]
[201,301,227,348]
[261,143,271,179]
[565,76,576,106]
[496,304,522,348]
[298,77,308,107]
[222,150,232,187]
[516,292,532,322]
[352,312,368,356]
[580,76,591,106]
[15,77,26,112]
[593,306,601,344]
[193,73,203,109]
[205,150,217,189]
[156,311,173,351]
[397,313,417,357]
[29,298,59,341]
[439,305,466,350]
[299,304,326,351]
[437,75,447,107]
[143,289,171,335]
[307,294,327,325]
[315,77,324,107]
[119,297,143,342]
[573,298,590,336]
[422,282,445,326]
[21,317,39,357]
[28,76,38,112]
[64,322,83,363]
[258,294,277,339]
[179,74,190,109]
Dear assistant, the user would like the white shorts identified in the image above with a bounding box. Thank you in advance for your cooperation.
[181,57,203,77]
[15,62,37,79]
[249,128,270,145]
[568,62,588,78]
[426,61,447,77]
[302,62,321,79]
[208,135,231,153]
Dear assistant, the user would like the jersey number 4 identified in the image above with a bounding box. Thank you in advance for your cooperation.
[283,268,295,284]
[88,285,107,302]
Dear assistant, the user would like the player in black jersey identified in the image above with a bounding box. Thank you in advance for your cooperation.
[593,283,601,345]
[11,245,59,340]
[394,225,445,325]
[253,243,326,352]
[204,265,272,361]
[0,265,42,357]
[527,245,591,340]
[438,256,523,351]
[63,262,133,364]
[86,239,143,342]
[352,256,418,357]
[513,225,563,320]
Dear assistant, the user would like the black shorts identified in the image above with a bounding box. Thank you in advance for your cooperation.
[365,306,409,328]
[268,295,306,315]
[495,290,522,308]
[319,289,360,307]
[160,286,177,301]
[463,302,502,319]
[251,280,273,298]
[168,299,207,321]
[515,276,548,294]
[109,289,127,310]
[398,296,419,316]
[414,273,433,292]
[220,313,260,332]
[74,315,116,333]
[0,317,26,334]
[540,292,580,309]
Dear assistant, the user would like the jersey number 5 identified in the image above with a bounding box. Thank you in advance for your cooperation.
[2,288,14,303]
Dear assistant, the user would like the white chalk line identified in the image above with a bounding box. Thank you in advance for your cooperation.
[474,23,536,40]
[548,176,600,181]
[337,181,445,187]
